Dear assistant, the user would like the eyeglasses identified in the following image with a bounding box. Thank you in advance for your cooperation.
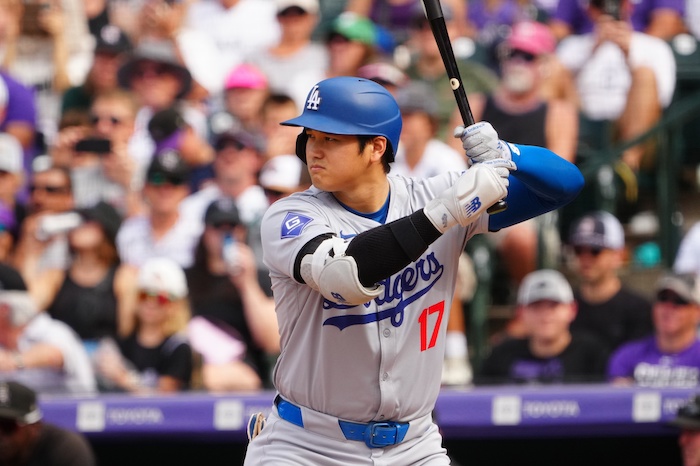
[573,246,604,257]
[138,290,177,306]
[133,64,172,78]
[0,419,19,435]
[657,290,690,306]
[505,49,538,63]
[90,114,123,126]
[29,184,70,194]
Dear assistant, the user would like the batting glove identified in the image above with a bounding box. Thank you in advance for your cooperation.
[424,159,516,233]
[454,122,513,166]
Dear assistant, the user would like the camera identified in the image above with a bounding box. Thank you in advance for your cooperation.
[36,212,82,241]
[74,137,112,154]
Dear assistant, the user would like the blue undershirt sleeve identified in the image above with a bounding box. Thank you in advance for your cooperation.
[488,144,584,232]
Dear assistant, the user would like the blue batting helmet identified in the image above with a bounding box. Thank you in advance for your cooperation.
[282,76,402,163]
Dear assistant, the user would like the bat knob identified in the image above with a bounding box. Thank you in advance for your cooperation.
[487,200,508,215]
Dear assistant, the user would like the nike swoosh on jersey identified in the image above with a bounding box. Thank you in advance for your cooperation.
[339,230,356,239]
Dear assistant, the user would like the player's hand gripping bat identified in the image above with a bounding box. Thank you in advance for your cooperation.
[422,0,508,214]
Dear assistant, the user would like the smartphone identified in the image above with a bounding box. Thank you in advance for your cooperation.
[74,137,112,154]
[35,212,82,241]
[20,1,50,37]
[603,0,621,20]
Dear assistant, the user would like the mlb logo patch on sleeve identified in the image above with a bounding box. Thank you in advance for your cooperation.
[281,212,313,238]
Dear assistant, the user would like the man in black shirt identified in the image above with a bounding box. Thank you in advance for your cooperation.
[478,269,608,385]
[567,210,653,353]
[0,381,95,466]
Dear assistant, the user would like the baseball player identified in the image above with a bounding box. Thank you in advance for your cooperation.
[244,76,584,465]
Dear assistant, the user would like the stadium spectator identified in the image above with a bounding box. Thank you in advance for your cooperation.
[93,257,193,393]
[13,163,74,274]
[185,199,279,391]
[259,93,300,159]
[60,24,132,118]
[0,380,96,466]
[550,0,687,41]
[0,0,93,149]
[556,0,677,177]
[477,269,608,385]
[179,129,268,270]
[0,264,97,394]
[250,0,328,112]
[258,154,310,205]
[147,107,215,192]
[115,150,199,268]
[403,5,499,142]
[24,201,137,348]
[567,210,653,353]
[608,272,700,387]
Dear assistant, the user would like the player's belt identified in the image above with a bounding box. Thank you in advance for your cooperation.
[274,395,411,449]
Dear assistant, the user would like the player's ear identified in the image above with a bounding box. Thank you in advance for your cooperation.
[295,131,308,164]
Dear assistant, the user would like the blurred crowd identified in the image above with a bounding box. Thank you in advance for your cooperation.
[0,0,699,400]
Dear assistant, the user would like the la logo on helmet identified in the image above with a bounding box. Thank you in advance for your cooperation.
[306,85,321,111]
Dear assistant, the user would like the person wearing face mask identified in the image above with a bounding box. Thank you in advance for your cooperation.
[462,21,579,315]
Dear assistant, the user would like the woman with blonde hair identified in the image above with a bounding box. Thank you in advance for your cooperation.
[94,256,193,393]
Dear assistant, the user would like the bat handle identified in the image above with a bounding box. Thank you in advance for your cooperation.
[487,200,507,215]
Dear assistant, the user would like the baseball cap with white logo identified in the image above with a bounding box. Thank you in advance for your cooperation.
[517,269,574,306]
[0,381,42,424]
[569,211,625,250]
[138,257,188,299]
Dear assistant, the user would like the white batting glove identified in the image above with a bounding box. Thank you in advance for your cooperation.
[424,159,516,233]
[454,122,513,165]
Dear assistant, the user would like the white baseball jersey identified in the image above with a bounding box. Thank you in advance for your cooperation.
[261,172,488,423]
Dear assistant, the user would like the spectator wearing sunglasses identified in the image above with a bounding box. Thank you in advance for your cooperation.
[608,272,700,387]
[0,381,96,466]
[567,210,653,354]
[116,150,200,269]
[93,257,193,393]
[13,164,74,276]
[185,199,279,391]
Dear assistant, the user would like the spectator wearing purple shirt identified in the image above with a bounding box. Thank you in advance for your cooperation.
[551,0,687,41]
[608,272,700,388]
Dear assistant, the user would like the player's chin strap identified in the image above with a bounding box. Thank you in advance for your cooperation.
[301,237,384,306]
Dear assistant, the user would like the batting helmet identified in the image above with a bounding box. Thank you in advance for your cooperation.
[282,76,402,163]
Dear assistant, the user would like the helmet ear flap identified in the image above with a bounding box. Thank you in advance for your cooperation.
[295,131,308,164]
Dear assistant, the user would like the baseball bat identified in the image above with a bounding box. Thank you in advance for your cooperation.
[422,0,507,214]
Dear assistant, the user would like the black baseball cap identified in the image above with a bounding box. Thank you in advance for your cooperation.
[95,24,132,55]
[78,201,123,244]
[0,263,27,291]
[148,107,187,143]
[204,198,240,227]
[146,150,190,185]
[0,381,42,424]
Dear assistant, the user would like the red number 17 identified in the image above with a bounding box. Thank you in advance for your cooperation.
[418,301,445,351]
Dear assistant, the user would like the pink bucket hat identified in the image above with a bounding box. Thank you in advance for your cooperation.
[224,63,268,90]
[506,21,556,56]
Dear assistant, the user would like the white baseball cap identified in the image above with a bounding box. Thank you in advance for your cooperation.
[259,154,304,194]
[138,257,188,299]
[0,133,24,174]
[276,0,319,14]
[517,269,574,306]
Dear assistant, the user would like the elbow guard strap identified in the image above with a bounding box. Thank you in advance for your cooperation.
[300,237,383,305]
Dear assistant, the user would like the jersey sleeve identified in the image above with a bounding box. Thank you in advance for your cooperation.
[260,193,335,281]
[488,144,584,232]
